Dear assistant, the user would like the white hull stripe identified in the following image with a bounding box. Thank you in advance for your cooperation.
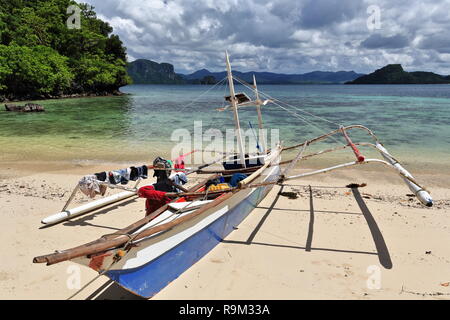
[118,165,278,270]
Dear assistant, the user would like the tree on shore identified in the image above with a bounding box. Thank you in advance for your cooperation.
[0,0,131,100]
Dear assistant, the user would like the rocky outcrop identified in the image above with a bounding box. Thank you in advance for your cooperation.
[127,59,186,84]
[346,64,450,84]
[5,103,45,112]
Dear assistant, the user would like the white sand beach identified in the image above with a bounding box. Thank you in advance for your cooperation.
[0,160,449,300]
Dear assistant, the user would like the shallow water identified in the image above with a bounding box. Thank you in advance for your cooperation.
[0,84,449,173]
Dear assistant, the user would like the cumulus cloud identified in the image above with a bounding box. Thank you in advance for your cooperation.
[81,0,450,74]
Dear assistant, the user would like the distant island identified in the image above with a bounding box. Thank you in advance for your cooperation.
[0,0,131,102]
[127,59,216,85]
[127,59,365,85]
[346,64,450,84]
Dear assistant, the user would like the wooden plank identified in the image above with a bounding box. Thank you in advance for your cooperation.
[34,188,236,266]
[33,174,219,265]
[238,146,282,187]
[279,142,308,180]
[196,166,261,175]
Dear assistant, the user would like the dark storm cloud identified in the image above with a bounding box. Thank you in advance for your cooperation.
[82,0,450,74]
[361,34,410,49]
[298,0,364,29]
[417,34,450,53]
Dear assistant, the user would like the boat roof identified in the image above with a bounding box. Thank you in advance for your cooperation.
[225,92,251,105]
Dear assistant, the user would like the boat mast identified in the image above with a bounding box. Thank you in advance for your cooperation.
[225,51,247,168]
[253,74,267,154]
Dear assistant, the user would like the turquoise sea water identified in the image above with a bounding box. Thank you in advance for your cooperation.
[0,84,449,173]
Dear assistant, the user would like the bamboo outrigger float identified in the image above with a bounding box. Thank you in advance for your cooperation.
[33,52,432,299]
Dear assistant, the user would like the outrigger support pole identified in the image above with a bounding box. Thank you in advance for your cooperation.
[280,124,433,207]
[340,125,365,162]
[62,185,80,212]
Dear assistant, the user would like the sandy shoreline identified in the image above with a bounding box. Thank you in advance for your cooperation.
[0,160,449,300]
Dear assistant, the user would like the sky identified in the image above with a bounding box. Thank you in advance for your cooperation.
[82,0,450,75]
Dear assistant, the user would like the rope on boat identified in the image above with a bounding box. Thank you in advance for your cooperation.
[66,260,115,300]
[66,233,135,300]
[234,75,342,127]
[176,77,228,115]
[282,184,353,189]
[201,76,230,135]
[340,126,365,162]
[232,77,346,147]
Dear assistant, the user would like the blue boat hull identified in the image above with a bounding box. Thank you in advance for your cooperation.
[106,167,280,298]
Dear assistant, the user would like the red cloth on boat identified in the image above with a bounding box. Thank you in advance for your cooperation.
[137,185,171,216]
[174,155,185,169]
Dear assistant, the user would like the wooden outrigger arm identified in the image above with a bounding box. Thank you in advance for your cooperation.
[340,126,365,162]
[34,121,433,266]
[280,124,433,207]
[40,151,235,227]
[164,125,432,206]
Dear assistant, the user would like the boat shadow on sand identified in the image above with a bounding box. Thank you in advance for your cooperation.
[223,184,393,270]
[61,197,140,231]
[86,280,146,300]
[87,184,392,300]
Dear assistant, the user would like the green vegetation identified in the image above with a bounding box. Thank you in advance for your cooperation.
[127,59,218,84]
[189,75,217,85]
[346,64,450,84]
[0,0,131,101]
[127,59,186,84]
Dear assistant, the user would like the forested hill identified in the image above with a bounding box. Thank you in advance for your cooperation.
[127,59,365,85]
[346,64,450,84]
[0,0,131,101]
[127,59,217,84]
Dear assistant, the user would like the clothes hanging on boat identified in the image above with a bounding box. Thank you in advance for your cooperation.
[153,169,169,184]
[170,172,188,192]
[129,167,139,181]
[78,175,107,198]
[107,168,132,185]
[207,183,231,192]
[137,185,171,216]
[137,165,148,179]
[116,168,131,185]
[152,172,188,193]
[82,165,148,196]
[230,173,248,187]
[205,176,225,190]
[108,171,122,185]
[153,157,172,183]
[129,165,148,181]
[94,172,107,182]
[174,155,186,169]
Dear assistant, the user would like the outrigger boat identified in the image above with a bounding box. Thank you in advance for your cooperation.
[33,52,433,298]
